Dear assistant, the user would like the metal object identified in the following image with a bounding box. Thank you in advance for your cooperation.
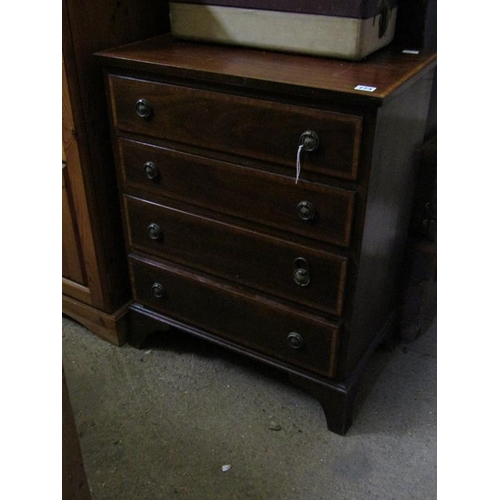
[135,98,152,118]
[151,282,165,299]
[296,201,316,222]
[293,268,310,287]
[299,130,320,152]
[287,332,304,350]
[144,161,158,180]
[293,257,311,287]
[147,223,162,240]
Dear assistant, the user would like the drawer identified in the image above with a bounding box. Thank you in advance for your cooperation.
[118,139,355,247]
[125,196,348,316]
[109,75,362,180]
[129,255,338,376]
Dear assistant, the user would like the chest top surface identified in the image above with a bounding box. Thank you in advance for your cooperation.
[96,34,436,104]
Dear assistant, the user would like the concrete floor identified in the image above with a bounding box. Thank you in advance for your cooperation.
[62,316,436,500]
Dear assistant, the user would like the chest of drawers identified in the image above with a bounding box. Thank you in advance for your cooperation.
[97,35,436,435]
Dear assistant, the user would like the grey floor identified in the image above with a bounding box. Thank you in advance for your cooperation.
[62,316,436,500]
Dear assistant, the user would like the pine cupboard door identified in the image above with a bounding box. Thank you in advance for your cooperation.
[62,57,104,307]
[63,54,128,345]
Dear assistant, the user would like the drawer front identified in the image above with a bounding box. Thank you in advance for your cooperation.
[109,75,362,180]
[129,255,338,376]
[125,196,347,316]
[118,139,355,247]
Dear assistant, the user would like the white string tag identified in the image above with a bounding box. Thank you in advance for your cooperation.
[296,144,304,184]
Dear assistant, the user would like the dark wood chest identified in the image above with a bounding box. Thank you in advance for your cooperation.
[97,35,436,434]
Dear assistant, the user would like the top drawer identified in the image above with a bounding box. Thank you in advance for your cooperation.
[108,75,363,180]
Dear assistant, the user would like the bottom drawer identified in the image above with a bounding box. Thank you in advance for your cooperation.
[130,255,339,377]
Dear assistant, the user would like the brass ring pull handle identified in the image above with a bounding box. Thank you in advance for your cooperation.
[299,131,320,152]
[135,98,152,118]
[151,282,165,299]
[147,223,162,241]
[296,201,316,222]
[293,268,311,287]
[293,257,311,287]
[287,332,304,350]
[144,161,158,180]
